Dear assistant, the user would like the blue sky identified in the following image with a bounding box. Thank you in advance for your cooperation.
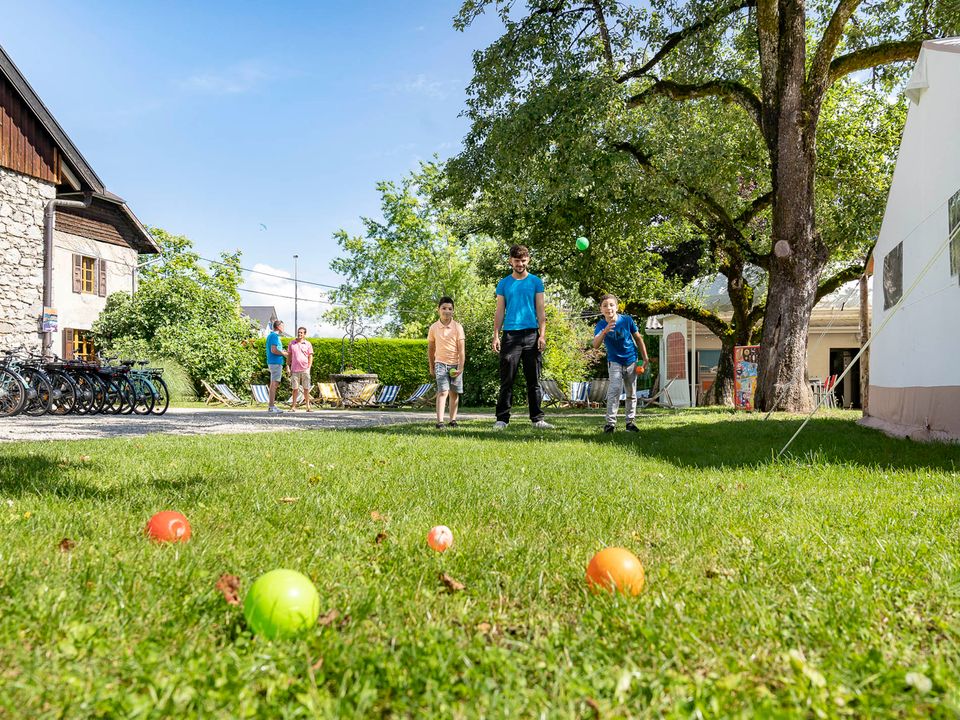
[2,1,502,334]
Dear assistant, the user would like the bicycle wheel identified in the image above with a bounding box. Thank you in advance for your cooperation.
[0,367,26,417]
[103,376,126,414]
[21,368,53,416]
[48,370,77,415]
[130,376,155,415]
[69,371,93,414]
[150,376,170,415]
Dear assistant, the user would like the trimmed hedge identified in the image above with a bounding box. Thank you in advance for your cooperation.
[250,338,430,399]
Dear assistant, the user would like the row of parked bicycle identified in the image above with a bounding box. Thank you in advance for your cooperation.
[0,351,170,417]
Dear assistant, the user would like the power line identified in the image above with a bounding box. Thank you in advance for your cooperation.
[197,256,342,290]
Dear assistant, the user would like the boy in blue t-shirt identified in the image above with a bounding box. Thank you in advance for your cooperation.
[593,294,649,433]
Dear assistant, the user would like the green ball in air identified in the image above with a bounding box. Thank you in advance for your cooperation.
[575,236,590,251]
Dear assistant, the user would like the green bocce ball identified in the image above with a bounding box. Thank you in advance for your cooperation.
[575,236,590,252]
[243,569,321,640]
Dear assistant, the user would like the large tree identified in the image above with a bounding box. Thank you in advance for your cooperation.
[451,0,955,409]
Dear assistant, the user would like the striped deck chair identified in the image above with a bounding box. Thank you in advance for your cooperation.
[215,383,248,406]
[587,379,608,408]
[569,381,591,408]
[372,385,401,407]
[202,380,231,406]
[315,382,343,408]
[398,383,434,407]
[539,378,565,408]
[640,376,678,410]
[342,382,379,408]
[250,384,270,404]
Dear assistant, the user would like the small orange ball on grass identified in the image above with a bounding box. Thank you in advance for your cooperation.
[427,525,453,552]
[586,547,645,595]
[145,511,192,543]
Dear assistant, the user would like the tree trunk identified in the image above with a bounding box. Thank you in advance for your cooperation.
[702,334,736,405]
[754,2,826,413]
[859,272,870,413]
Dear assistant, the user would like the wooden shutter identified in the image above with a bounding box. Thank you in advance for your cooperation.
[97,259,107,297]
[63,329,74,360]
[72,255,82,293]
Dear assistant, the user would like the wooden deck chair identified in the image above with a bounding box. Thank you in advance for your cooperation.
[215,382,248,406]
[398,383,434,407]
[372,385,401,407]
[250,384,270,404]
[539,378,565,408]
[587,379,609,408]
[201,380,232,406]
[639,376,678,410]
[342,382,380,408]
[569,381,591,408]
[315,382,344,408]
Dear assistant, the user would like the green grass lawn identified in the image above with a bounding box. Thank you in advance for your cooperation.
[1,410,958,718]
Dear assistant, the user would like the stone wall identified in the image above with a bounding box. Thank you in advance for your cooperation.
[0,166,55,352]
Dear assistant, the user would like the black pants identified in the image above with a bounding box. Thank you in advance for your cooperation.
[495,329,544,423]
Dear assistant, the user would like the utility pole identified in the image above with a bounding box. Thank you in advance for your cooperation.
[293,254,299,332]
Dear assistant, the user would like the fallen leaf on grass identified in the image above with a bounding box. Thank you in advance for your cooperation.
[370,510,386,522]
[317,609,340,626]
[476,622,492,634]
[310,656,324,672]
[58,538,75,553]
[278,497,299,504]
[307,475,323,484]
[375,532,388,545]
[705,567,736,580]
[584,697,600,718]
[440,573,465,592]
[215,574,241,606]
[79,455,91,463]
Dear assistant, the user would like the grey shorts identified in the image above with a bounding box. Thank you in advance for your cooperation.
[435,362,463,393]
[290,371,311,390]
[268,364,283,383]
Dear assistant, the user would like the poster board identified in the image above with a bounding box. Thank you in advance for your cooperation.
[734,345,760,410]
[41,307,58,333]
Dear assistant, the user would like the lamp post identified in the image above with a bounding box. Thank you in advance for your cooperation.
[293,254,299,332]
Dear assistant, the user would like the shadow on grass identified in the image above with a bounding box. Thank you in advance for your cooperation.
[358,409,960,473]
[0,455,120,500]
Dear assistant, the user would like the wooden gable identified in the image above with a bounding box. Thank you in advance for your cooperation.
[0,74,60,184]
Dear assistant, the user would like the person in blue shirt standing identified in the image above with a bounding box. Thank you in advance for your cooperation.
[265,319,289,414]
[492,244,553,430]
[593,294,649,433]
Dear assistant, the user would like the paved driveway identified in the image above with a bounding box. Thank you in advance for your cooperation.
[0,407,488,443]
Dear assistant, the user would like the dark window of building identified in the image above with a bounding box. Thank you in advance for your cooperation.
[883,242,903,310]
[949,188,960,280]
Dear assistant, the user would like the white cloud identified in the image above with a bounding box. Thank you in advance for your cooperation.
[376,73,448,99]
[240,263,342,338]
[180,61,272,95]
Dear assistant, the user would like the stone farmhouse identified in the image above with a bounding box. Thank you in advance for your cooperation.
[0,44,157,360]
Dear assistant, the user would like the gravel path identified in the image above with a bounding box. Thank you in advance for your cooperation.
[0,407,489,443]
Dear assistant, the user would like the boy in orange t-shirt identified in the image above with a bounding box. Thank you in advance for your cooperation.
[427,296,466,429]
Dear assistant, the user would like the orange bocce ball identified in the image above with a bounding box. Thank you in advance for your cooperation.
[145,511,192,543]
[586,547,645,595]
[427,525,453,552]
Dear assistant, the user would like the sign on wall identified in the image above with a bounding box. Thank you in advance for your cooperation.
[40,307,57,333]
[734,345,760,410]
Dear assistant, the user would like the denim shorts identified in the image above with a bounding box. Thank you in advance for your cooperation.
[435,362,463,393]
[268,364,283,382]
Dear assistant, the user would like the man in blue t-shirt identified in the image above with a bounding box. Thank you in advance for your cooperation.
[593,294,649,433]
[265,319,289,414]
[491,244,553,429]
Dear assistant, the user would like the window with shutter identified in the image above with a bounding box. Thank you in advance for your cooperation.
[97,259,107,297]
[63,328,74,360]
[72,255,82,293]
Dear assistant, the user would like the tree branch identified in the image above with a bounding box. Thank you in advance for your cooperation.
[617,0,756,82]
[590,0,615,69]
[815,263,862,302]
[623,299,732,338]
[807,0,863,101]
[734,190,773,226]
[828,40,924,86]
[628,80,763,129]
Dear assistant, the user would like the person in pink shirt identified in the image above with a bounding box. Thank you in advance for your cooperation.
[288,326,314,412]
[427,296,466,429]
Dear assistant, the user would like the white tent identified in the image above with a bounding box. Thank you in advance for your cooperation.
[862,38,960,442]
